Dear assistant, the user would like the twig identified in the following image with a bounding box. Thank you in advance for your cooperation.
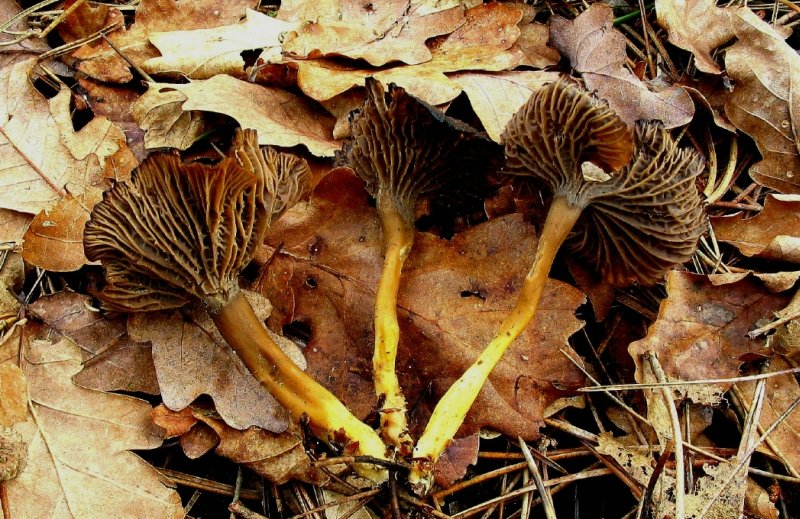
[230,501,268,519]
[576,367,800,391]
[287,489,380,519]
[99,33,155,82]
[157,467,261,501]
[38,20,122,60]
[519,438,556,519]
[38,0,86,38]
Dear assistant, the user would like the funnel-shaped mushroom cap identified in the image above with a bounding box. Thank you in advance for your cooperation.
[233,129,311,225]
[84,155,266,312]
[503,81,706,285]
[345,78,500,222]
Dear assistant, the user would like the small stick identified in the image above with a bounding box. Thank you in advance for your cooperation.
[519,438,556,519]
[38,0,86,38]
[100,33,155,82]
[157,468,261,501]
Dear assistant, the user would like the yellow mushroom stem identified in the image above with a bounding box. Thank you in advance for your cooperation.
[372,190,415,455]
[409,196,583,492]
[212,291,389,482]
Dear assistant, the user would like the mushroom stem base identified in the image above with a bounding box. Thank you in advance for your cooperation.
[409,196,583,493]
[373,192,415,455]
[212,292,389,482]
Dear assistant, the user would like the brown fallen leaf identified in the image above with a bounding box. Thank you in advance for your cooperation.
[550,4,694,128]
[22,193,99,272]
[163,76,341,156]
[449,70,560,142]
[72,0,258,83]
[628,271,791,400]
[0,253,24,317]
[433,433,480,488]
[132,83,210,151]
[282,2,465,67]
[27,292,159,394]
[513,20,560,68]
[0,364,27,427]
[708,270,800,293]
[0,210,31,246]
[292,3,525,105]
[194,412,327,485]
[58,0,123,43]
[712,194,800,263]
[259,168,586,440]
[151,405,198,438]
[0,323,182,518]
[127,291,302,432]
[724,7,800,194]
[735,357,800,479]
[655,0,734,74]
[143,9,294,79]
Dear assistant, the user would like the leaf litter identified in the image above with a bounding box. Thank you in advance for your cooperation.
[2,0,800,516]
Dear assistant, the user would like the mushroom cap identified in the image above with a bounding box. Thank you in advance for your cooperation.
[344,77,501,223]
[503,80,706,285]
[84,130,312,312]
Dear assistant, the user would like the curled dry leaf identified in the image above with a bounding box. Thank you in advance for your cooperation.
[27,292,159,394]
[550,4,694,128]
[72,0,258,83]
[259,169,586,440]
[708,270,800,294]
[724,7,800,194]
[712,194,800,263]
[293,2,525,105]
[655,0,734,74]
[143,9,294,79]
[194,413,327,485]
[282,2,465,67]
[163,75,340,156]
[628,272,791,401]
[0,323,182,518]
[127,291,304,432]
[132,83,210,151]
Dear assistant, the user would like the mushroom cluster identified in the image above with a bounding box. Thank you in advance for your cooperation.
[84,79,706,494]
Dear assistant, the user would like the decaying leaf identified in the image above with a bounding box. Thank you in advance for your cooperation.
[143,9,294,79]
[724,7,800,194]
[712,194,800,263]
[0,58,134,216]
[194,412,327,485]
[259,169,586,440]
[132,83,210,151]
[655,0,734,74]
[629,272,791,402]
[164,75,341,156]
[293,2,525,105]
[282,1,465,67]
[0,323,182,518]
[72,0,258,83]
[127,291,303,432]
[27,292,159,394]
[708,270,800,294]
[550,4,694,128]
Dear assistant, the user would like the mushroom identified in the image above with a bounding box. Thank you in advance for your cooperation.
[84,129,390,481]
[410,80,706,491]
[345,78,500,455]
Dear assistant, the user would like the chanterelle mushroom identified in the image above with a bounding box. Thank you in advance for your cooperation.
[344,78,500,455]
[84,129,389,481]
[411,80,706,491]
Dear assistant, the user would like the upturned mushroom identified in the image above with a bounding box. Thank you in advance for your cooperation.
[344,78,500,455]
[84,129,390,481]
[410,80,706,490]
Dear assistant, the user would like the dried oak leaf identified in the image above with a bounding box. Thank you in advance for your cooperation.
[194,412,327,485]
[259,169,586,440]
[142,9,294,79]
[72,0,258,83]
[292,2,525,105]
[132,83,210,151]
[712,194,800,263]
[281,1,465,67]
[27,292,159,394]
[724,7,800,193]
[736,356,800,478]
[127,291,304,432]
[0,323,182,518]
[58,0,123,43]
[655,0,734,74]
[449,70,560,142]
[158,76,340,156]
[628,272,791,400]
[550,3,694,128]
